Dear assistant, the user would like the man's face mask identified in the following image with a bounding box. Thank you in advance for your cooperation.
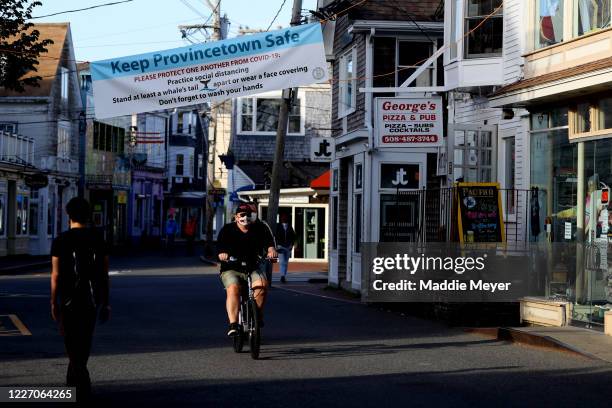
[236,212,250,226]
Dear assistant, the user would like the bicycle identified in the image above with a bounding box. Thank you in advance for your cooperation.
[224,256,276,359]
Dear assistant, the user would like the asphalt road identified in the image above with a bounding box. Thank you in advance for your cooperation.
[2,258,612,407]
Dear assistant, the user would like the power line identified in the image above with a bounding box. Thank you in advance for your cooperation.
[266,0,289,31]
[179,0,208,19]
[30,0,137,20]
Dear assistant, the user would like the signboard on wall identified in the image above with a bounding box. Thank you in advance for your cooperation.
[380,164,419,189]
[456,182,505,243]
[310,137,335,162]
[91,23,328,119]
[375,97,443,148]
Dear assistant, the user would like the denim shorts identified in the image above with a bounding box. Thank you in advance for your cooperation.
[220,269,267,289]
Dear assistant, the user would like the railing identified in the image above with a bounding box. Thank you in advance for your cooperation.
[386,187,535,243]
[0,131,34,166]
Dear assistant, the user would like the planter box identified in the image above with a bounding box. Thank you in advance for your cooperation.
[520,297,572,327]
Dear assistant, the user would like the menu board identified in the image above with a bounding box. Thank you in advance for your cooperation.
[456,182,505,243]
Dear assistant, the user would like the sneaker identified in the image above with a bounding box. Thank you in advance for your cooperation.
[280,276,286,284]
[227,322,239,337]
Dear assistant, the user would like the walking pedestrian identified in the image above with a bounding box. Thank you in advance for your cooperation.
[50,197,110,401]
[275,213,296,283]
[184,216,197,255]
[165,215,178,255]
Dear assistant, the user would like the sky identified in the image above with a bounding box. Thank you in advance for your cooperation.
[30,0,319,63]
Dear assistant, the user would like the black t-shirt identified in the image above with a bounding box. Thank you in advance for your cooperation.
[216,221,275,273]
[51,227,109,306]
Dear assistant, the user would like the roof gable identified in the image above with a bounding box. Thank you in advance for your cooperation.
[0,23,70,97]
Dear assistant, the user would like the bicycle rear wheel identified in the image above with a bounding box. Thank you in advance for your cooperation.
[248,299,261,359]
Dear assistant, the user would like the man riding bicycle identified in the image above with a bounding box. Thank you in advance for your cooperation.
[217,202,277,337]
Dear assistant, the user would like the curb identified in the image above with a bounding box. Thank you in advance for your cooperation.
[464,327,598,360]
[199,256,218,266]
[0,261,51,275]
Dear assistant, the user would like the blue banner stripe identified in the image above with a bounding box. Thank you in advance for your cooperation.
[91,23,323,81]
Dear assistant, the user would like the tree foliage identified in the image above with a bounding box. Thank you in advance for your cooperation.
[0,0,53,92]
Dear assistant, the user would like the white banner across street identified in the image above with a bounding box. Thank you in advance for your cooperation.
[91,23,329,119]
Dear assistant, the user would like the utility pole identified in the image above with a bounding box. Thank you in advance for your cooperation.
[178,0,221,42]
[266,0,302,231]
[198,0,223,257]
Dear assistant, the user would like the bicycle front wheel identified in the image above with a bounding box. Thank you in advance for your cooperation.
[248,299,261,359]
[233,325,244,353]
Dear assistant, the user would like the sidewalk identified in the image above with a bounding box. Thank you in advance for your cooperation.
[279,281,612,364]
[501,326,612,363]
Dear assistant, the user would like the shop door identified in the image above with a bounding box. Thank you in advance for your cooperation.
[92,201,108,241]
[114,202,127,244]
[303,209,318,259]
[450,125,497,183]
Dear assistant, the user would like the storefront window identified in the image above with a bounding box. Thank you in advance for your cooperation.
[598,97,612,129]
[530,127,576,242]
[536,0,564,49]
[530,109,612,325]
[505,137,516,214]
[16,194,28,235]
[0,194,5,236]
[575,102,592,133]
[354,194,362,252]
[332,197,338,250]
[29,201,38,235]
[47,192,54,236]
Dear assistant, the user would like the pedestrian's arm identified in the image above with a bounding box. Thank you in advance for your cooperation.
[50,256,60,321]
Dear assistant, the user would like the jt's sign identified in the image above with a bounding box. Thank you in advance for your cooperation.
[375,97,443,148]
[310,137,334,162]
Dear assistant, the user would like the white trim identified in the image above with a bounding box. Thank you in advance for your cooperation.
[338,47,357,118]
[239,187,315,197]
[360,86,447,93]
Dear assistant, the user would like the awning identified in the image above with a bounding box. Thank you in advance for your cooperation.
[310,170,330,189]
[490,56,612,108]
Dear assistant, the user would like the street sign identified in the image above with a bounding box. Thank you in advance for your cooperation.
[375,96,443,148]
[91,23,329,119]
[310,137,334,162]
